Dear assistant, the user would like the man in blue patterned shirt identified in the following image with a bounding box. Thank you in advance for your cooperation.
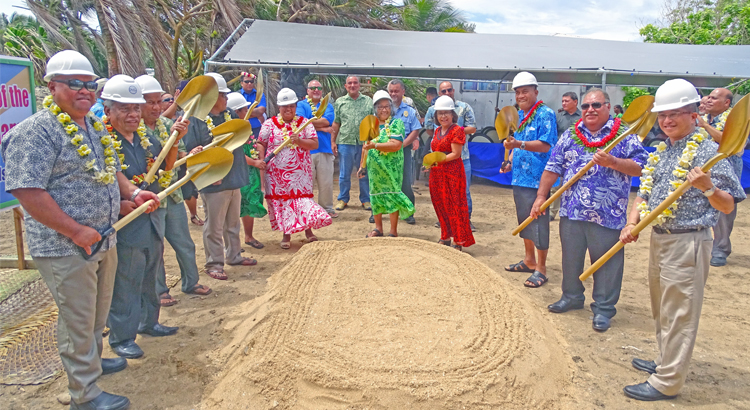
[621,79,744,401]
[531,89,648,332]
[500,72,558,288]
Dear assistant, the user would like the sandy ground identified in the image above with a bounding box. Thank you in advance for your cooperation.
[2,176,750,409]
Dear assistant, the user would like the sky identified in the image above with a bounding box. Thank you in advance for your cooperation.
[3,0,666,42]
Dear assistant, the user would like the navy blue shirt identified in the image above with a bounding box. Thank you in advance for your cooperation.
[296,99,335,155]
[239,88,267,129]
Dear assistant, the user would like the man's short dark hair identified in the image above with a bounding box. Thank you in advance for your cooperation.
[388,79,406,90]
[426,87,438,96]
[562,91,578,101]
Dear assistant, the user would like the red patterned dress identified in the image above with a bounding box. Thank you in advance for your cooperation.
[429,125,475,247]
[258,116,332,234]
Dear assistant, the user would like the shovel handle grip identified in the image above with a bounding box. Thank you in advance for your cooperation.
[80,227,116,260]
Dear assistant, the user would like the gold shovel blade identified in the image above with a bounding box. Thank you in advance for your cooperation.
[634,112,658,141]
[315,93,331,118]
[186,147,235,190]
[717,94,750,157]
[621,95,654,124]
[177,75,220,119]
[423,152,447,168]
[359,115,379,142]
[495,106,520,141]
[210,119,254,152]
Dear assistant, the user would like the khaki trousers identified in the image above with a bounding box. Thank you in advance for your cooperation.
[311,152,334,213]
[201,189,243,269]
[34,247,117,404]
[647,229,712,396]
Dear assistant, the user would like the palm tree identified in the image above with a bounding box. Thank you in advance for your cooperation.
[0,13,55,84]
[398,0,475,32]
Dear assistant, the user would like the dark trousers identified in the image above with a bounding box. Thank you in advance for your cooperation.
[712,203,736,258]
[559,218,624,318]
[402,145,415,205]
[108,240,163,346]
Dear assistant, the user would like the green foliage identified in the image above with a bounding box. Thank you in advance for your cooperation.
[621,87,655,109]
[399,0,475,32]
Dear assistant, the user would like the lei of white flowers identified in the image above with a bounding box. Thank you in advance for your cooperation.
[637,132,706,225]
[148,118,174,188]
[205,111,233,131]
[44,95,118,185]
[276,115,300,149]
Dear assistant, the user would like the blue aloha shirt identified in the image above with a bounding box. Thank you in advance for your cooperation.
[511,104,558,188]
[638,132,745,231]
[424,100,476,160]
[545,118,648,230]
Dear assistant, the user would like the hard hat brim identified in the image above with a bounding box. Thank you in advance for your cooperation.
[277,98,298,106]
[102,96,147,104]
[651,99,701,113]
[44,70,99,82]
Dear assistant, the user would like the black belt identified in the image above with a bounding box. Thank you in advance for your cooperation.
[652,226,703,235]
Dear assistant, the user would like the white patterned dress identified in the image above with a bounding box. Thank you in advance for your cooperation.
[258,116,332,234]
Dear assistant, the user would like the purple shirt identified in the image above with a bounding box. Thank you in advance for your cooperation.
[545,118,648,230]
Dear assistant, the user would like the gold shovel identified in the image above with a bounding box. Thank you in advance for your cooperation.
[243,69,265,121]
[579,94,750,281]
[172,119,253,168]
[139,75,219,189]
[512,95,656,236]
[263,93,331,164]
[423,152,447,169]
[83,147,234,258]
[356,114,380,176]
[496,106,520,168]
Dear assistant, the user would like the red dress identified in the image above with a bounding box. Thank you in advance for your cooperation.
[429,125,475,247]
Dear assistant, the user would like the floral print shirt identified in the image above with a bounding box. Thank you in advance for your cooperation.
[511,104,558,188]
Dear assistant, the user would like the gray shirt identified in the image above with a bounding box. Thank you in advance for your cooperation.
[1,110,121,257]
[556,109,582,136]
[638,132,745,230]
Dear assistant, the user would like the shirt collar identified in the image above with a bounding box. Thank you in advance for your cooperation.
[576,117,615,138]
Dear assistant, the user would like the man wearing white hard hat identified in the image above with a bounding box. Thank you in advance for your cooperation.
[227,91,268,250]
[500,72,558,288]
[182,73,256,281]
[2,50,161,410]
[620,79,744,401]
[102,74,185,360]
[258,88,332,248]
[135,75,211,308]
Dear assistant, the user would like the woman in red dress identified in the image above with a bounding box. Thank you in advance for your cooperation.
[429,96,475,250]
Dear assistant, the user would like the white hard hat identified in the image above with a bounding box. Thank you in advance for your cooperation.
[651,79,701,113]
[512,71,538,89]
[44,50,97,82]
[101,74,146,104]
[227,92,251,111]
[205,72,231,93]
[277,88,298,106]
[134,74,165,95]
[373,90,392,105]
[434,95,455,111]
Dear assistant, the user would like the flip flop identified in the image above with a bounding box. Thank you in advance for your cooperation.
[524,271,548,288]
[505,260,534,273]
[451,244,463,252]
[206,268,227,281]
[184,284,212,296]
[245,239,265,249]
[366,229,383,238]
[159,293,177,307]
[190,215,205,226]
[280,241,291,250]
[386,233,397,237]
[305,234,318,242]
[438,239,451,246]
[229,257,257,266]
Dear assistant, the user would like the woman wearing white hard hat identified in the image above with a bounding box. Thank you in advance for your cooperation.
[258,88,331,249]
[428,95,475,250]
[358,90,414,238]
[226,92,268,249]
[620,78,745,402]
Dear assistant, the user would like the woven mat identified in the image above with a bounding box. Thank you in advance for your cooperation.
[0,274,63,385]
[0,268,41,304]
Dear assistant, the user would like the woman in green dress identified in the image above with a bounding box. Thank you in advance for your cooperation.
[228,92,268,248]
[358,90,415,237]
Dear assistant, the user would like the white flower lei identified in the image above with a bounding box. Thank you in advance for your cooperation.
[44,95,118,185]
[205,111,233,131]
[144,118,173,188]
[637,132,706,225]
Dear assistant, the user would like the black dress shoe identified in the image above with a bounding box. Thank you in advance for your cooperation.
[623,382,676,401]
[405,216,416,225]
[111,340,143,359]
[592,314,611,331]
[470,221,477,232]
[70,391,130,410]
[632,357,657,374]
[369,215,375,223]
[138,323,178,337]
[547,298,584,313]
[101,357,127,375]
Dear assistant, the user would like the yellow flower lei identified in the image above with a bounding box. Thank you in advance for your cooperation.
[638,132,706,225]
[143,118,174,188]
[43,95,117,185]
[205,111,233,131]
[305,95,316,108]
[276,115,300,149]
[376,117,393,156]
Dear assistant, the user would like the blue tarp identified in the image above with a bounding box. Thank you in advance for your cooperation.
[468,142,750,189]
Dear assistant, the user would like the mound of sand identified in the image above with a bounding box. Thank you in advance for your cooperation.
[203,238,575,409]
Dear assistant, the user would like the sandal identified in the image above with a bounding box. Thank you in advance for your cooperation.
[366,229,383,238]
[438,239,451,246]
[245,239,264,249]
[280,241,291,250]
[505,260,535,273]
[184,284,212,296]
[306,235,318,242]
[451,244,462,252]
[206,268,227,281]
[524,271,548,288]
[190,215,205,226]
[160,292,178,307]
[229,257,257,266]
[386,233,397,237]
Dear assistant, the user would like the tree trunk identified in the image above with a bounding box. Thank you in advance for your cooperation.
[92,0,120,76]
[281,68,309,100]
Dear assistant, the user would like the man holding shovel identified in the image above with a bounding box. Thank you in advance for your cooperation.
[1,51,160,410]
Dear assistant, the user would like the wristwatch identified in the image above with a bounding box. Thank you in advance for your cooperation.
[130,188,141,202]
[519,141,526,150]
[703,185,716,197]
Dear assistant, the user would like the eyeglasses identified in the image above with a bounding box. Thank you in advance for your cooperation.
[243,80,255,84]
[162,98,174,103]
[51,79,98,92]
[580,102,607,110]
[376,106,391,111]
[308,86,323,91]
[440,88,454,94]
[657,111,692,121]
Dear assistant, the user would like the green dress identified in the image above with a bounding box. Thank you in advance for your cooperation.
[240,142,268,218]
[366,119,415,219]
